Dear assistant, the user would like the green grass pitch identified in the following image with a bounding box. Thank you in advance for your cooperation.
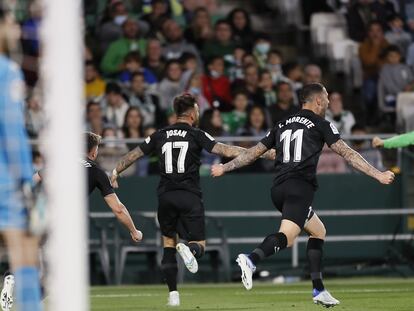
[90,278,414,311]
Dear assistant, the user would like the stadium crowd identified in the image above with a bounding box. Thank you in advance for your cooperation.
[17,0,413,176]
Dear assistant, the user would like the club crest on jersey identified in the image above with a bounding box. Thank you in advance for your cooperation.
[166,129,187,139]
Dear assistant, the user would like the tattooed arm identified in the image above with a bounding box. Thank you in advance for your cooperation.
[110,147,144,188]
[211,143,276,160]
[330,139,395,184]
[211,142,269,177]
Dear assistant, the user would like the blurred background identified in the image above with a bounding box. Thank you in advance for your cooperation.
[5,0,414,286]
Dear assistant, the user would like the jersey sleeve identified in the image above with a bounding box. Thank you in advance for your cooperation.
[260,127,277,149]
[383,131,414,149]
[321,120,341,146]
[139,132,158,155]
[96,168,115,197]
[197,130,217,152]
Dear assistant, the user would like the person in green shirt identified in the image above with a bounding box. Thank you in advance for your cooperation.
[372,131,414,149]
[101,18,147,76]
[202,19,236,61]
[222,91,248,134]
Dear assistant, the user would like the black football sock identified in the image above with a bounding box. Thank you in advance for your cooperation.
[248,232,288,266]
[161,247,178,292]
[307,238,325,291]
[188,242,205,259]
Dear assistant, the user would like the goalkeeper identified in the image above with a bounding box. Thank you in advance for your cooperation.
[372,132,414,149]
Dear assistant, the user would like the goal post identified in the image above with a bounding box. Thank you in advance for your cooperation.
[41,0,88,310]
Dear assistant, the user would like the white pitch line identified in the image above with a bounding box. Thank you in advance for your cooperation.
[234,288,413,295]
[90,288,411,299]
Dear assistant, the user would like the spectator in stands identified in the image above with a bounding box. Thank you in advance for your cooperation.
[268,81,299,126]
[303,64,322,84]
[238,105,269,137]
[242,53,259,68]
[103,82,130,128]
[378,45,414,109]
[121,107,144,150]
[266,49,286,85]
[371,0,396,27]
[201,56,233,111]
[184,7,214,50]
[186,72,210,113]
[143,38,165,80]
[283,62,304,96]
[199,108,226,166]
[385,14,412,57]
[85,101,107,135]
[233,64,264,106]
[349,124,384,172]
[227,8,256,50]
[129,72,164,128]
[118,51,157,86]
[202,19,236,61]
[97,126,133,176]
[347,0,376,42]
[98,0,148,53]
[101,18,147,75]
[259,70,277,107]
[325,92,356,136]
[317,145,347,174]
[21,0,41,86]
[359,21,389,123]
[85,61,106,101]
[32,150,44,173]
[182,0,199,24]
[222,90,248,134]
[166,107,177,125]
[253,34,271,69]
[227,46,246,82]
[181,52,200,88]
[25,90,45,138]
[158,59,185,111]
[141,0,169,36]
[161,19,201,65]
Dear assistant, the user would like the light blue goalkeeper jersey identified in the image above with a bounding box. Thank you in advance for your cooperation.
[0,55,33,188]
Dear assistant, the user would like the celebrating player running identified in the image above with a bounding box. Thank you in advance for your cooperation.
[211,83,395,308]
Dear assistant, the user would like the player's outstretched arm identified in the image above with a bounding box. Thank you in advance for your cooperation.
[330,139,395,185]
[104,193,143,242]
[211,142,269,177]
[111,146,145,188]
[211,143,276,160]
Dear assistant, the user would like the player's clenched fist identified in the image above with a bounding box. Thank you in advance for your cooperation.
[130,229,143,242]
[211,164,225,177]
[377,170,395,185]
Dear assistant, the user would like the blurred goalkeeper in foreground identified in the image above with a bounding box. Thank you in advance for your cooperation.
[0,5,43,311]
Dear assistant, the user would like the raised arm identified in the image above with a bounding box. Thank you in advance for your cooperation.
[111,146,145,187]
[211,142,276,160]
[330,139,394,184]
[103,193,143,242]
[211,142,269,177]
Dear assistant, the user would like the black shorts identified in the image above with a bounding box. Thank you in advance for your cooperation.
[157,190,205,241]
[271,178,315,229]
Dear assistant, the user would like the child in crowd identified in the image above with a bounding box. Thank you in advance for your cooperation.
[222,91,248,134]
[266,49,287,84]
[118,51,157,87]
[385,15,411,58]
[259,70,277,107]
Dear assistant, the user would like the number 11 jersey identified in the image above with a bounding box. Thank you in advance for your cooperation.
[260,109,341,189]
[140,122,217,196]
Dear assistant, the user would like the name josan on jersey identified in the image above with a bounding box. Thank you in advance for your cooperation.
[140,122,217,196]
[261,109,340,188]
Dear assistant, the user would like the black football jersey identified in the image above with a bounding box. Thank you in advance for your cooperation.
[140,122,217,196]
[260,109,341,188]
[82,158,115,197]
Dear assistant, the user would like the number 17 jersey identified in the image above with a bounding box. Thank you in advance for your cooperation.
[139,122,217,196]
[260,109,341,188]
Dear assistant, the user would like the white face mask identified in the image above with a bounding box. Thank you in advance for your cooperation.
[114,15,128,25]
[210,70,221,78]
[267,63,281,72]
[255,42,270,55]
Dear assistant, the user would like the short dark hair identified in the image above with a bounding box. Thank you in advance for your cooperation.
[105,82,122,95]
[276,81,291,90]
[173,93,197,116]
[124,51,141,63]
[86,101,100,112]
[381,44,401,59]
[215,19,231,29]
[86,132,101,153]
[299,83,325,105]
[131,71,145,81]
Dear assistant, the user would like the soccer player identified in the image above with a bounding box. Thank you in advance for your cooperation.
[33,132,143,242]
[111,93,274,306]
[372,131,414,149]
[0,6,43,311]
[211,83,395,308]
